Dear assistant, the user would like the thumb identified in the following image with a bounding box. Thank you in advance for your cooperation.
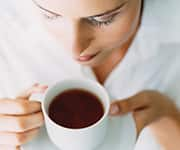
[109,99,133,116]
[16,83,48,100]
[109,92,149,116]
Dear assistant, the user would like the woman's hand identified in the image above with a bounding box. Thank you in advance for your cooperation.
[0,83,48,150]
[109,90,180,135]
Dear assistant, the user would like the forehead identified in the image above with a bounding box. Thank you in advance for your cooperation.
[34,0,124,18]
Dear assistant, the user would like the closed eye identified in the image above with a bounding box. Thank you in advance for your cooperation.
[33,0,128,27]
[87,13,118,27]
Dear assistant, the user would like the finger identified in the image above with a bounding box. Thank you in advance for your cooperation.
[0,98,41,115]
[109,92,150,116]
[0,127,40,146]
[0,112,44,132]
[132,107,155,134]
[16,83,48,100]
[0,145,20,150]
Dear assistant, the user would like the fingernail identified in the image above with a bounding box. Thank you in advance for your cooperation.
[33,83,39,87]
[32,85,48,93]
[38,86,48,91]
[110,104,120,115]
[40,85,48,89]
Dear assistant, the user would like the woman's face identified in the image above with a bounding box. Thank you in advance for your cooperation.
[33,0,142,67]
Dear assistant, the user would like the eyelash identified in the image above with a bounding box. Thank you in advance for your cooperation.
[43,13,117,27]
[87,15,116,27]
[43,14,60,20]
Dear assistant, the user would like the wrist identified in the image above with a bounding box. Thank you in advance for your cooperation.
[151,109,180,129]
[150,108,180,137]
[149,113,180,150]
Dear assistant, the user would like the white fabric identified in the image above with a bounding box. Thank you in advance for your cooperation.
[0,0,180,150]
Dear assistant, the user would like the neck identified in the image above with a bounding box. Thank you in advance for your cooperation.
[92,18,141,84]
[92,38,132,84]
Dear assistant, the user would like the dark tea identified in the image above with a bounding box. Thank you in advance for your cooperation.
[48,89,104,129]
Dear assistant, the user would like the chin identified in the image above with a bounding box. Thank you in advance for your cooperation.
[83,63,99,67]
[77,60,101,67]
[79,58,107,68]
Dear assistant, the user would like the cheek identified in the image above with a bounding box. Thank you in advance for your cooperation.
[94,3,141,51]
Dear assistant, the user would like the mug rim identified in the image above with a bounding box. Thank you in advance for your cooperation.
[41,77,110,131]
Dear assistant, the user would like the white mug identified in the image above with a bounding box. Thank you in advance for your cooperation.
[32,78,110,150]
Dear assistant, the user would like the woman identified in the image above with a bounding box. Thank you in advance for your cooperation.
[0,0,180,149]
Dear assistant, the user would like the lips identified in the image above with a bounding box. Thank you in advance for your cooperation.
[77,52,100,62]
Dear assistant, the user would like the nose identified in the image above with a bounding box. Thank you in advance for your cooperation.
[67,20,93,58]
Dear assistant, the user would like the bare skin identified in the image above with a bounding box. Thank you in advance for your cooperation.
[32,0,180,149]
[0,0,179,149]
[33,0,142,68]
[0,84,47,150]
[109,91,180,150]
[92,26,138,84]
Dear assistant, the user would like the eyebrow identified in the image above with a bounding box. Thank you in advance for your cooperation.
[32,0,127,18]
[32,0,61,16]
